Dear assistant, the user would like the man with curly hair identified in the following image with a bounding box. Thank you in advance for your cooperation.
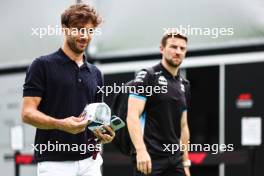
[22,3,114,176]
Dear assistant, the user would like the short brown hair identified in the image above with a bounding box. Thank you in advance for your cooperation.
[161,32,188,47]
[61,3,102,28]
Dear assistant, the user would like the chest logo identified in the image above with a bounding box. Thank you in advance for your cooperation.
[181,84,185,92]
[158,76,168,85]
[134,71,147,83]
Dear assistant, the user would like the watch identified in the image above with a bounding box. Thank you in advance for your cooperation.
[182,159,191,167]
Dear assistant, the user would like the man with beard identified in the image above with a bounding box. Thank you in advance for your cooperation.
[21,4,115,176]
[127,32,191,176]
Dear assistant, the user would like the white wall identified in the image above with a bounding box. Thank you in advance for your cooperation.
[0,0,75,68]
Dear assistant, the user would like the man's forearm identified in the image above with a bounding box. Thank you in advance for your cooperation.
[181,125,190,161]
[22,108,61,130]
[127,115,147,151]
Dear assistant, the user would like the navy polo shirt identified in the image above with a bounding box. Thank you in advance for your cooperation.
[23,48,103,162]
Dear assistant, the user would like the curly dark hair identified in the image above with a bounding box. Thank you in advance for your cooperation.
[61,3,102,28]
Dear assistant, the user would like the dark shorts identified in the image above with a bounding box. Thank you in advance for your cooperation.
[132,154,186,176]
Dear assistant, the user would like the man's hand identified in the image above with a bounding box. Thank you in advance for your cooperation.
[184,167,191,176]
[58,116,90,134]
[94,125,115,144]
[136,149,152,175]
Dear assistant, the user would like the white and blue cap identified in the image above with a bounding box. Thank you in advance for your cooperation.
[81,102,111,125]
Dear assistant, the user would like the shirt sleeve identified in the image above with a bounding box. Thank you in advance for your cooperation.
[129,69,152,101]
[23,58,46,97]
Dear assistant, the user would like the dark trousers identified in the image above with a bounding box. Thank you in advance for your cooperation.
[132,155,186,176]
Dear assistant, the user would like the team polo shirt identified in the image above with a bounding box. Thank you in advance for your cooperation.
[23,48,103,162]
[130,63,190,157]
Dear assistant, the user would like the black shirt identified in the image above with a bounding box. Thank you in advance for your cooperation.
[23,48,103,162]
[130,63,190,157]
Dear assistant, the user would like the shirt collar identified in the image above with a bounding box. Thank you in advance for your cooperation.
[157,62,180,80]
[57,48,91,72]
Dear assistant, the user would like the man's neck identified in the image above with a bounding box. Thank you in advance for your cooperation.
[62,42,84,64]
[161,59,179,77]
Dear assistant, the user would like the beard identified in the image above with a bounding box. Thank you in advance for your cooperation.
[165,56,182,68]
[67,38,87,54]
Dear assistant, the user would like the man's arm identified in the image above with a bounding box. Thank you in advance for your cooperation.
[127,96,152,175]
[181,110,191,176]
[21,97,89,134]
